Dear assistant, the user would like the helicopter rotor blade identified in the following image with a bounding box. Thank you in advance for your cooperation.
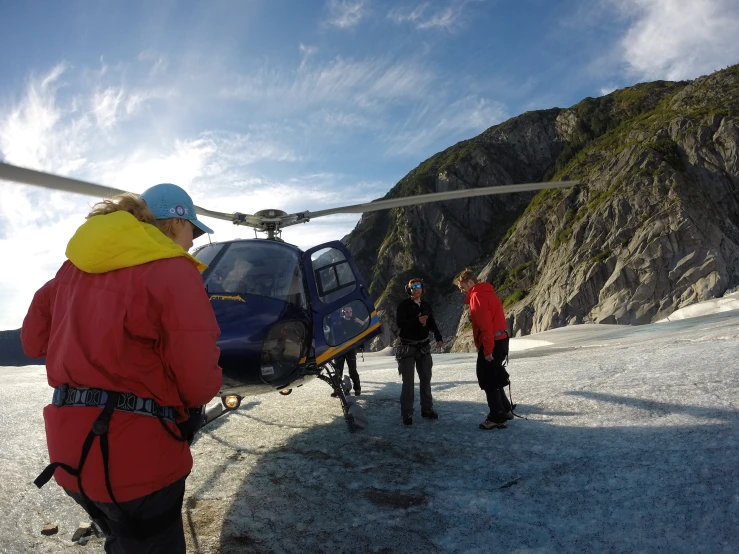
[1,161,581,232]
[291,179,580,223]
[0,161,237,223]
[196,206,241,223]
[0,161,129,198]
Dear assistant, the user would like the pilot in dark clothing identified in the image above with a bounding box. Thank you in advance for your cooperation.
[333,305,366,396]
[396,278,443,425]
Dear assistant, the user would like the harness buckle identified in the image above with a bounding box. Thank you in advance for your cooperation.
[92,420,108,435]
[52,384,69,406]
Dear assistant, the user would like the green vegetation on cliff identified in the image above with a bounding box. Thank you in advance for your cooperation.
[344,64,739,336]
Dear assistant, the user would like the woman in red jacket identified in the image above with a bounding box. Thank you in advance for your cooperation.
[455,270,514,430]
[22,183,222,554]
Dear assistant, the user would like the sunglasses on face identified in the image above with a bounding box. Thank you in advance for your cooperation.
[410,284,423,290]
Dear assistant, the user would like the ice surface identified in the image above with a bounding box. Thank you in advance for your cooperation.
[1,307,737,553]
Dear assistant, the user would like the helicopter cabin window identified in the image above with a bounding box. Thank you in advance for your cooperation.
[203,242,307,308]
[322,300,370,347]
[192,243,225,268]
[310,247,357,304]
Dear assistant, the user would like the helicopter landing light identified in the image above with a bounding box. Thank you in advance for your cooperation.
[222,395,242,409]
[279,389,293,396]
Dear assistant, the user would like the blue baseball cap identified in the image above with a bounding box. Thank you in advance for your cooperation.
[139,183,214,239]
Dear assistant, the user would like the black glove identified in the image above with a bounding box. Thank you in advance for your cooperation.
[178,406,205,445]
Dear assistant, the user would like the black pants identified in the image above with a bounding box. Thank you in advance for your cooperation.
[335,348,360,390]
[65,478,187,554]
[477,339,512,421]
[398,350,433,416]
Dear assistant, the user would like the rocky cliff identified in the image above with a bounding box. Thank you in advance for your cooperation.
[345,65,739,351]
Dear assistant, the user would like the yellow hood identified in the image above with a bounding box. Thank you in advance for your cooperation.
[66,211,207,274]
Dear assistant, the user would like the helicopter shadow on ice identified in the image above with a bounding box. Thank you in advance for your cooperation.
[184,379,739,554]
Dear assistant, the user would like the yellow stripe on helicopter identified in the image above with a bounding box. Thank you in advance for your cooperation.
[316,311,380,364]
[209,294,246,303]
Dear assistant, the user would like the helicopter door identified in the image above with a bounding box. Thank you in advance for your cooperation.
[302,241,381,365]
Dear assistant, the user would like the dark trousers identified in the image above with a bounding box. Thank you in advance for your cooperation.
[477,339,512,422]
[335,348,360,390]
[398,351,433,415]
[65,478,187,554]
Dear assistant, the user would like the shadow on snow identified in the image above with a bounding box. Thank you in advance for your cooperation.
[184,380,738,554]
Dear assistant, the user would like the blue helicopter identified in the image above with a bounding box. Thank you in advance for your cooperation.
[0,161,577,431]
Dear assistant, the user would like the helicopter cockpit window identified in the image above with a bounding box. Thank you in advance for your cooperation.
[322,300,370,347]
[192,243,225,268]
[310,247,357,304]
[203,242,307,308]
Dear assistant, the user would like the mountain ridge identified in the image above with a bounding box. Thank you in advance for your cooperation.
[344,65,739,351]
[0,329,41,366]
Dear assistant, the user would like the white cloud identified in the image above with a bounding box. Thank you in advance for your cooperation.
[299,43,318,70]
[388,2,428,25]
[0,65,321,330]
[92,87,125,129]
[307,109,378,130]
[388,0,472,31]
[0,63,90,174]
[326,0,368,28]
[615,0,739,81]
[0,63,181,180]
[138,51,168,77]
[389,95,507,156]
[219,57,435,112]
[600,85,618,96]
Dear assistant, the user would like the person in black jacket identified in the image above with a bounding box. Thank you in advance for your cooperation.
[332,304,367,397]
[395,278,444,425]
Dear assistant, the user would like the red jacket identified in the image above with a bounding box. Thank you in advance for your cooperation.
[465,282,507,357]
[22,211,222,502]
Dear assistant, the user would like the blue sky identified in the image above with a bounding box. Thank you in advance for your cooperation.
[1,0,738,329]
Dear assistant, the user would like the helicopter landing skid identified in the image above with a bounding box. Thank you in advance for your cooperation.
[318,363,367,433]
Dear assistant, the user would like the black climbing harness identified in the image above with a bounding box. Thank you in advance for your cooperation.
[501,353,526,420]
[34,387,193,540]
[395,338,431,363]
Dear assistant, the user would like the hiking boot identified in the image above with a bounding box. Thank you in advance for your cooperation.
[402,414,413,426]
[421,409,438,419]
[504,411,514,420]
[479,418,507,430]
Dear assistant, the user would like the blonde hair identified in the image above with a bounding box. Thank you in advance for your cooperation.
[87,194,179,239]
[454,269,478,286]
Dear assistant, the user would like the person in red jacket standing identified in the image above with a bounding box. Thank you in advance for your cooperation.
[21,183,222,554]
[455,270,514,429]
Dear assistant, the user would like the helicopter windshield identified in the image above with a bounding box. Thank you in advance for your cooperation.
[202,242,307,308]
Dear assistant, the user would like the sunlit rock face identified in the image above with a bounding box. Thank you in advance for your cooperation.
[345,66,739,351]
